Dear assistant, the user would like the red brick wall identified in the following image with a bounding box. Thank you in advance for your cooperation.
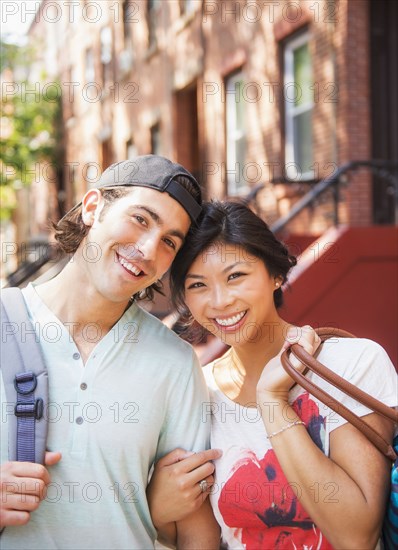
[40,0,374,230]
[334,0,372,225]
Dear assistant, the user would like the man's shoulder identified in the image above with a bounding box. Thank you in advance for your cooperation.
[134,304,194,357]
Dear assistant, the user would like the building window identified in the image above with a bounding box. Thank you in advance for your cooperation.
[150,123,161,155]
[179,0,196,16]
[64,67,75,118]
[85,48,95,83]
[123,0,134,49]
[126,138,137,160]
[225,71,246,195]
[147,0,160,49]
[100,27,112,84]
[284,33,313,180]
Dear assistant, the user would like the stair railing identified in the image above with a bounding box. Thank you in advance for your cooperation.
[243,160,398,234]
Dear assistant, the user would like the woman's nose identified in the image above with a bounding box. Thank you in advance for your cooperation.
[211,285,234,309]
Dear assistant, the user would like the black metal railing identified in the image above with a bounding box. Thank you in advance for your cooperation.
[4,160,398,288]
[5,242,65,288]
[243,160,398,233]
[267,160,398,234]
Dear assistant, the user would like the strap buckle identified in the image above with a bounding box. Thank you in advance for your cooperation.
[14,372,37,395]
[14,399,44,419]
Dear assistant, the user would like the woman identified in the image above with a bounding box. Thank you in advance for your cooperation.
[149,201,397,549]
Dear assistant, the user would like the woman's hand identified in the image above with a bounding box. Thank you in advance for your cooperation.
[256,325,321,401]
[147,447,222,529]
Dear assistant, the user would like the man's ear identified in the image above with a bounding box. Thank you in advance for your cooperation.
[81,189,104,226]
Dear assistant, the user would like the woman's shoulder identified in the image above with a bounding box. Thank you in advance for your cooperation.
[317,336,394,372]
[313,336,397,404]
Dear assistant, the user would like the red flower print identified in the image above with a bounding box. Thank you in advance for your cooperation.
[218,393,333,549]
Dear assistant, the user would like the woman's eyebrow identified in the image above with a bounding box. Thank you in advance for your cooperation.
[186,261,250,280]
[185,273,206,280]
[221,261,248,274]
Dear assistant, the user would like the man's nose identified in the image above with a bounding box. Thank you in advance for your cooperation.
[136,233,159,261]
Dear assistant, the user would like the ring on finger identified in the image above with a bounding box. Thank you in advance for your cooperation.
[199,479,208,493]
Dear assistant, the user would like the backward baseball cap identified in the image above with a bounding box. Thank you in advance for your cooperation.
[64,155,202,222]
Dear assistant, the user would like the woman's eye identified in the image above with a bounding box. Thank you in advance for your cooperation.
[228,272,245,281]
[186,282,205,290]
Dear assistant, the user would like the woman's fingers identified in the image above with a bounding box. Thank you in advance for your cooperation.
[155,448,196,469]
[184,462,216,488]
[284,325,321,369]
[196,474,215,497]
[177,449,222,474]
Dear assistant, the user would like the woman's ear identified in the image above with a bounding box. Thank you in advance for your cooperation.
[81,189,104,226]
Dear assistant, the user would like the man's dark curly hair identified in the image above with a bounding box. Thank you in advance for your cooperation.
[53,176,200,301]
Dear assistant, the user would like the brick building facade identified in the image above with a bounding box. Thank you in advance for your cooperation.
[25,0,397,234]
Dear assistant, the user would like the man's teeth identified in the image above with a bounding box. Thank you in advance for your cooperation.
[119,257,142,276]
[215,311,246,327]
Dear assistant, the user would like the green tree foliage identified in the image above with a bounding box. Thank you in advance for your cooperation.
[1,41,62,220]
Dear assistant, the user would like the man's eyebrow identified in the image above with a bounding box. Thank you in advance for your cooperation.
[134,205,185,241]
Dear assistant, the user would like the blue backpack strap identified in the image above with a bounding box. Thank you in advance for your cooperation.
[1,287,48,464]
[383,434,398,550]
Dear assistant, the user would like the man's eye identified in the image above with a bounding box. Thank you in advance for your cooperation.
[163,238,176,250]
[134,215,147,226]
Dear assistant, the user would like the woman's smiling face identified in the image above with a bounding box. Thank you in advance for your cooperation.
[184,241,281,347]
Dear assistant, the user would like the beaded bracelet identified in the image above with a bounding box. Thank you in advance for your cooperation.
[266,420,305,439]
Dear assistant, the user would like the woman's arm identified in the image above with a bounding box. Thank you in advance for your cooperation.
[256,332,395,549]
[176,499,220,549]
[147,448,222,546]
[258,392,393,549]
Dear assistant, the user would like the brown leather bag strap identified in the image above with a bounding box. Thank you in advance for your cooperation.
[280,328,398,461]
[291,335,398,424]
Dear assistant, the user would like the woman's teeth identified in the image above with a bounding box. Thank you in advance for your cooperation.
[215,311,246,327]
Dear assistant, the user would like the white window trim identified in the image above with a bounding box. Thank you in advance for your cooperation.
[226,71,247,195]
[284,32,313,180]
[85,49,95,83]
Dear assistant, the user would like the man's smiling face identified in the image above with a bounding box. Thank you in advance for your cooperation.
[78,186,191,304]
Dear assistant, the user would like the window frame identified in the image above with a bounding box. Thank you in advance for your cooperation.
[123,0,133,49]
[150,122,161,155]
[84,48,95,84]
[284,32,314,181]
[179,0,196,17]
[100,26,113,84]
[147,0,161,50]
[225,70,247,196]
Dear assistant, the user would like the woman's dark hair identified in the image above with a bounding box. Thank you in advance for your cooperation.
[170,200,297,327]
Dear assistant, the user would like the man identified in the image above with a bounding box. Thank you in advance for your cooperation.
[0,155,220,548]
